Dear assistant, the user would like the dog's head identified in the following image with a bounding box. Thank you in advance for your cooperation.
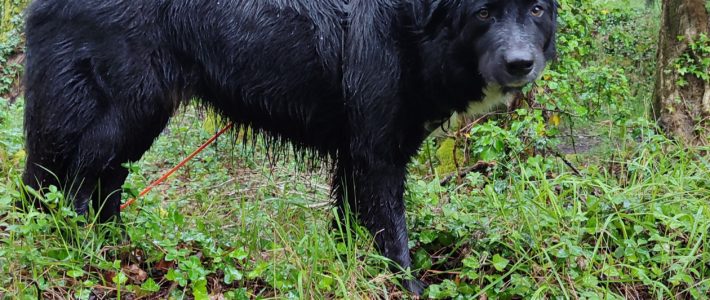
[406,0,557,94]
[468,0,558,88]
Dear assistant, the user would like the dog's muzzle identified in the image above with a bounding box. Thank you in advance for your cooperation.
[481,46,544,89]
[504,49,535,77]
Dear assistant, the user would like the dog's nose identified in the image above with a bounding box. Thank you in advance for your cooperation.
[504,51,535,76]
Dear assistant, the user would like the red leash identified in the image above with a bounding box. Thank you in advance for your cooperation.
[120,123,234,210]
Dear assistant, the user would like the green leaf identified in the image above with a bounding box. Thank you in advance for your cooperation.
[491,254,509,272]
[224,266,243,284]
[553,247,569,258]
[602,265,620,277]
[141,278,161,292]
[419,230,438,244]
[413,248,432,270]
[318,276,335,291]
[478,147,498,161]
[580,274,599,288]
[247,262,268,279]
[228,247,249,261]
[669,272,694,286]
[192,279,209,300]
[165,269,178,281]
[427,280,458,299]
[75,289,92,300]
[165,248,190,261]
[67,269,85,278]
[166,269,187,287]
[112,272,128,285]
[183,256,208,282]
[462,256,480,270]
[225,288,249,300]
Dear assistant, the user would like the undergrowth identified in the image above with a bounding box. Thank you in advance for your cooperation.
[2,0,709,299]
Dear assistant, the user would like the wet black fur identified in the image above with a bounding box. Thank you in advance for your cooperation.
[22,0,557,294]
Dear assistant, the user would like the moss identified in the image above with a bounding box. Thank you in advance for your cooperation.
[435,138,463,175]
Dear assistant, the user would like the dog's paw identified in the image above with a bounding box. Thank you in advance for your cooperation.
[403,278,427,297]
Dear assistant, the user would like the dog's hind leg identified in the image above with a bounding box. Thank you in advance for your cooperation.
[23,113,126,220]
[92,164,129,223]
[90,106,172,223]
[55,99,172,223]
[23,62,174,222]
[21,59,108,216]
[21,156,98,216]
[82,82,178,222]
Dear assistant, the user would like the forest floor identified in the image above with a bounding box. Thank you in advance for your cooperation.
[2,1,710,299]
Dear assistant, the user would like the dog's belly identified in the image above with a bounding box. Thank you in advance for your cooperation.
[166,2,348,153]
[221,91,348,154]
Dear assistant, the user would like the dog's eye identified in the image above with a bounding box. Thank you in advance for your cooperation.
[530,5,544,17]
[477,9,490,20]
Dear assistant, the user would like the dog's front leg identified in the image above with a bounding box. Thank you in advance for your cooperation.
[334,151,426,295]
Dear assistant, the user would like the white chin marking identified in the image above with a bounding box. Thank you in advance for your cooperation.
[463,85,514,116]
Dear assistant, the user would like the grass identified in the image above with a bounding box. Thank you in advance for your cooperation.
[2,0,710,299]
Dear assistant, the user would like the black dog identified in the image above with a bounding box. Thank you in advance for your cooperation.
[22,0,557,294]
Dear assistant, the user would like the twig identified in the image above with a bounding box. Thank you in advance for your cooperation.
[548,146,583,177]
[306,201,333,209]
[452,136,461,181]
[440,161,496,185]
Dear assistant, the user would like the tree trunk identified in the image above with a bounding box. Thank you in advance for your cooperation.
[652,0,710,145]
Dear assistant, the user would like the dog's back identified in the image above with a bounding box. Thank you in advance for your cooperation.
[22,0,350,219]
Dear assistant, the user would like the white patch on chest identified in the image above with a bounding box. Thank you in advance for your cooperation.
[463,85,515,116]
[425,85,515,136]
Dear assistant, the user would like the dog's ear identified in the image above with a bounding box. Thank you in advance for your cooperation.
[403,0,456,30]
[404,1,429,28]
